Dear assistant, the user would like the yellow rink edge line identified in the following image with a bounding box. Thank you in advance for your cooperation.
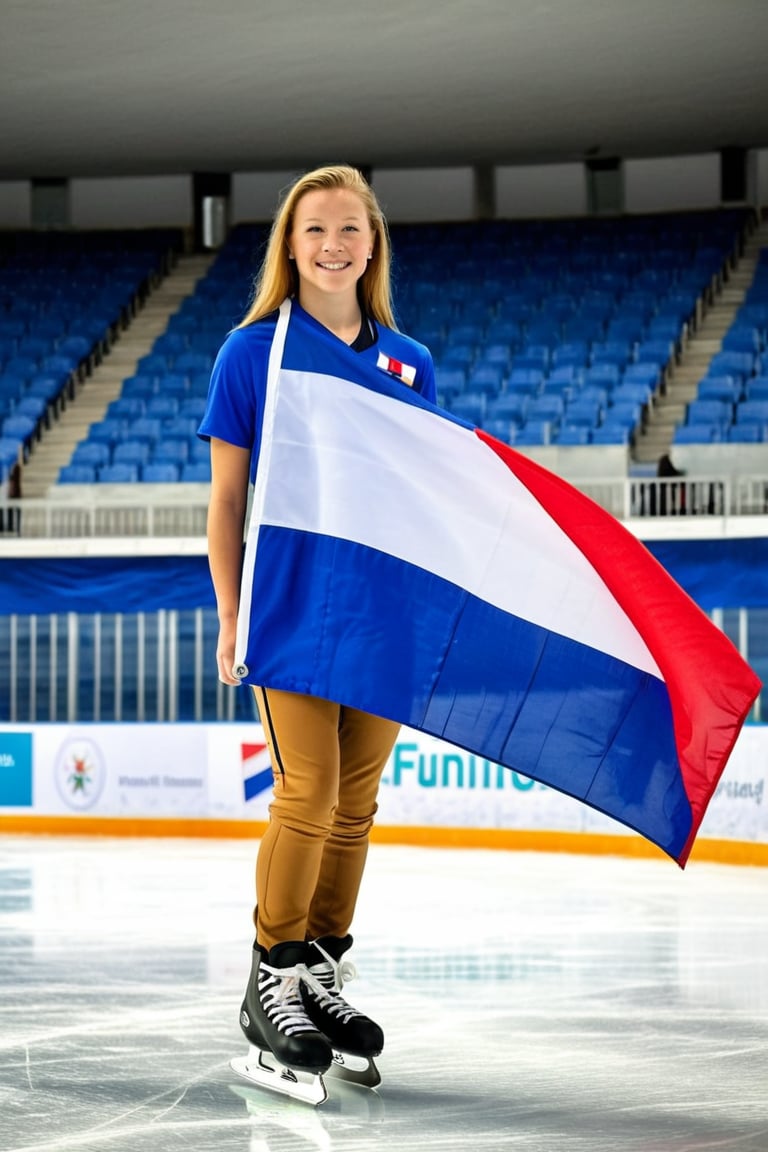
[0,815,766,866]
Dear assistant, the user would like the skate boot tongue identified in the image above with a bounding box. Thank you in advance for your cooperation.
[268,941,310,969]
[308,934,353,965]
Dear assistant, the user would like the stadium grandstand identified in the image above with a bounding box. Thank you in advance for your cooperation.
[1,207,767,724]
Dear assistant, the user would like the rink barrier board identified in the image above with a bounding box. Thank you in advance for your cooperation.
[1,814,766,867]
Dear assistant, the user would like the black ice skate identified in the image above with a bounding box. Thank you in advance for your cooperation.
[301,934,383,1089]
[231,941,334,1105]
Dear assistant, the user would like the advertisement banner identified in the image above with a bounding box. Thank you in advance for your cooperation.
[0,722,766,848]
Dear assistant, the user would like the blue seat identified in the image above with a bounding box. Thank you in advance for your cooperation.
[88,419,124,446]
[180,461,212,482]
[466,365,503,396]
[722,326,762,354]
[440,344,475,372]
[552,342,590,369]
[512,346,550,371]
[178,396,208,420]
[686,399,732,426]
[434,367,467,399]
[527,395,564,422]
[107,398,146,419]
[152,333,189,357]
[547,364,583,388]
[591,341,632,369]
[606,404,642,436]
[4,356,38,381]
[58,463,97,484]
[0,436,22,476]
[736,399,768,423]
[449,392,486,425]
[564,399,602,428]
[486,394,527,423]
[446,324,484,348]
[0,374,26,404]
[583,364,621,389]
[482,343,514,369]
[507,368,544,396]
[555,426,591,445]
[113,440,150,467]
[18,336,53,360]
[72,441,111,467]
[122,374,156,399]
[98,463,140,483]
[612,382,654,407]
[146,396,179,418]
[153,440,189,465]
[709,351,758,381]
[511,421,552,446]
[174,352,214,374]
[141,462,180,482]
[635,339,674,366]
[591,425,630,444]
[136,353,170,377]
[2,414,37,446]
[160,373,191,397]
[126,417,162,443]
[40,354,77,382]
[727,424,764,442]
[673,423,721,444]
[697,376,741,403]
[745,377,768,401]
[57,335,93,363]
[525,321,560,347]
[26,375,64,404]
[481,417,515,444]
[623,363,662,389]
[485,320,523,346]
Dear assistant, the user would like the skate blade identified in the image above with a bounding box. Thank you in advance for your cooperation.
[230,1045,328,1106]
[327,1051,381,1090]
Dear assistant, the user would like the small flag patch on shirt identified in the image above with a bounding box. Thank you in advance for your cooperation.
[377,351,416,387]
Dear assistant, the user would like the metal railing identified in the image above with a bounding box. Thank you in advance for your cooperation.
[1,604,764,724]
[1,475,767,540]
[0,608,256,723]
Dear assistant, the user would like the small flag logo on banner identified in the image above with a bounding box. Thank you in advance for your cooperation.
[377,351,416,387]
[241,742,273,802]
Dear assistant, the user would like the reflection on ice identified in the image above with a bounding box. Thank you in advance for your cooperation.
[0,837,767,1152]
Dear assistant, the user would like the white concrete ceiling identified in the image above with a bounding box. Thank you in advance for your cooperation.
[2,0,768,179]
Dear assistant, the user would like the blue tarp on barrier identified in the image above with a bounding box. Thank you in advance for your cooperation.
[0,555,216,614]
[0,538,766,616]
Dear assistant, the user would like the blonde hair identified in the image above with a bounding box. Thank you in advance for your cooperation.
[238,165,396,330]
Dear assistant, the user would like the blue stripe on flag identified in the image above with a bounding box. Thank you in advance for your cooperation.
[243,526,692,858]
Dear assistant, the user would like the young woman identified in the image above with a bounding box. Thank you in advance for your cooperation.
[199,165,436,1083]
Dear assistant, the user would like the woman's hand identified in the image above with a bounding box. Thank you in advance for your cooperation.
[216,616,241,685]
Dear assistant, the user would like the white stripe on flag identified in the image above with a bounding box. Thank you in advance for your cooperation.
[262,366,661,678]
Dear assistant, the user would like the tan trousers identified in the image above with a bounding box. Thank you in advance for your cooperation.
[252,687,400,952]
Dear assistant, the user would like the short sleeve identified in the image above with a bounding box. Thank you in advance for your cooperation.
[197,325,272,450]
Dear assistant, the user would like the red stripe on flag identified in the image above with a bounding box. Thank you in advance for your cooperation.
[475,428,761,866]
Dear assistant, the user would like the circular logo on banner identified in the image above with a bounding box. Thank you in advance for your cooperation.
[54,739,107,811]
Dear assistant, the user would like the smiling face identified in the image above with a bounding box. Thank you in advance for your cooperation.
[288,187,374,310]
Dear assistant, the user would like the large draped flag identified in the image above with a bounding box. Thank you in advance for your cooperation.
[234,300,761,867]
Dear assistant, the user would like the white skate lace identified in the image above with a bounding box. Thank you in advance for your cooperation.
[260,961,332,1036]
[305,942,365,1025]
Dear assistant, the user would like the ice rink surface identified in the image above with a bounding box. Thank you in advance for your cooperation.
[0,834,767,1152]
